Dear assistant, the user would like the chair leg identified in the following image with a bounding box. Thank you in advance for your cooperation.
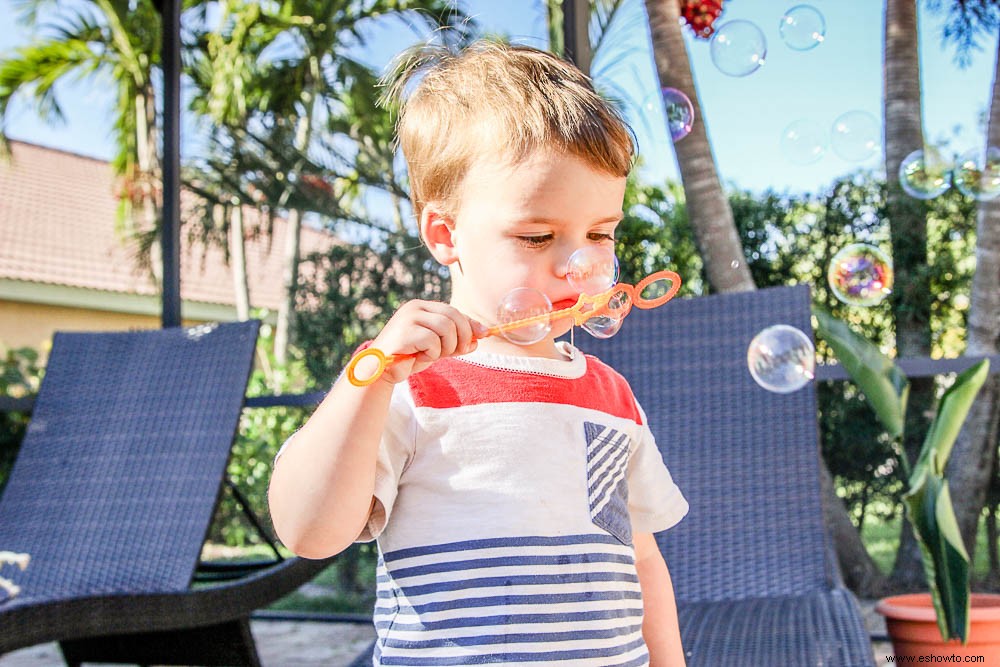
[59,618,262,667]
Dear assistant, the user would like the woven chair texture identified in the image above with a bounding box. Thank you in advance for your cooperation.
[0,321,332,666]
[577,285,875,666]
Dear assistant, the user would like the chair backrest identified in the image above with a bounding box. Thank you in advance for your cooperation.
[0,321,259,604]
[578,285,835,602]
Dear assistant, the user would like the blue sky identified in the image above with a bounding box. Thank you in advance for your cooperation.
[1,0,997,195]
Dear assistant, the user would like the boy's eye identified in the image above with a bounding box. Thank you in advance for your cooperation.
[516,235,553,247]
[589,233,615,242]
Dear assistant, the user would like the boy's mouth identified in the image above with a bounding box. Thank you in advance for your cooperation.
[551,297,580,311]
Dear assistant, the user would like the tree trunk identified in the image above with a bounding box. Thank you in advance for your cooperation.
[275,206,303,364]
[947,36,1000,560]
[644,0,887,595]
[274,58,319,365]
[643,0,753,294]
[884,0,936,591]
[820,463,889,595]
[136,87,165,287]
[227,204,251,321]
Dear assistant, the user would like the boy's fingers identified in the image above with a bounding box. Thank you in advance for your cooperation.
[420,303,479,356]
[470,318,489,338]
[413,311,459,358]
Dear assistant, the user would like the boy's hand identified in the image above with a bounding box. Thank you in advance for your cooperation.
[369,300,486,384]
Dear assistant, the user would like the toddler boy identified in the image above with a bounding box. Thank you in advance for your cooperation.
[269,40,689,666]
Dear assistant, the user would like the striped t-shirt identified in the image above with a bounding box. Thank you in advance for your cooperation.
[356,342,688,666]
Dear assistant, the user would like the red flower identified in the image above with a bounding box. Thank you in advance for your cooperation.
[680,0,725,39]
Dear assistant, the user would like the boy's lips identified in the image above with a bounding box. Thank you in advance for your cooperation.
[551,297,580,311]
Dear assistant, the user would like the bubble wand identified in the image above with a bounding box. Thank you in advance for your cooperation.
[345,269,681,387]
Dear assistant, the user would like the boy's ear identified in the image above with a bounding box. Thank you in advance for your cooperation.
[420,204,460,265]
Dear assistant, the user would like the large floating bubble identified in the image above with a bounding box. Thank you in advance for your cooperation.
[710,20,767,77]
[827,244,894,307]
[496,288,552,345]
[899,149,951,199]
[953,147,1000,201]
[747,325,816,394]
[831,111,881,162]
[567,246,619,296]
[779,5,826,51]
[661,87,695,142]
[780,118,827,165]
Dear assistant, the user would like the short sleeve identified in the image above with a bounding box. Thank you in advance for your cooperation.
[356,383,416,542]
[627,399,688,533]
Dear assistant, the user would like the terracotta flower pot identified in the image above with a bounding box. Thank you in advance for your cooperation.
[876,593,1000,660]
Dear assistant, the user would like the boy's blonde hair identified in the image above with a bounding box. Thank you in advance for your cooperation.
[382,40,635,218]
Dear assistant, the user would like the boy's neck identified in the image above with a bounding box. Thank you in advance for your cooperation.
[473,335,569,361]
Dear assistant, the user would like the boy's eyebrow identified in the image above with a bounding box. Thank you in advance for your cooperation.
[520,213,624,226]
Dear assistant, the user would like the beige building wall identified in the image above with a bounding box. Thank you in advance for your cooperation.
[0,279,257,355]
[0,300,159,350]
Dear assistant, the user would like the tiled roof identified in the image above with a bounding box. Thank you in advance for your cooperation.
[0,140,338,310]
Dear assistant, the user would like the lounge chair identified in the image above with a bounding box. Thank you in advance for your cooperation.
[577,284,876,666]
[0,321,331,666]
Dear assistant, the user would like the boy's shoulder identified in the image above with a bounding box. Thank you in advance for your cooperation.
[405,351,642,424]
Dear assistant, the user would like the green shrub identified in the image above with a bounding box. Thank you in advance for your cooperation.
[0,343,43,495]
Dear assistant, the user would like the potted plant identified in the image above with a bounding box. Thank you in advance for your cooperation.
[814,308,1000,659]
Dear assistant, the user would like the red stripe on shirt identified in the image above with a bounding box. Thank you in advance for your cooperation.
[407,355,643,424]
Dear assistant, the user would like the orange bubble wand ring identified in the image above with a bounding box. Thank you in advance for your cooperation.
[346,269,681,387]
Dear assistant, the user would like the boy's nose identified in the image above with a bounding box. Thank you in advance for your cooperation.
[555,248,577,280]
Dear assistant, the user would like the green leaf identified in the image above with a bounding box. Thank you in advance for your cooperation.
[903,475,971,642]
[918,360,990,475]
[813,308,909,439]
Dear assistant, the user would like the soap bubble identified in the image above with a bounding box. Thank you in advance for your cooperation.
[779,5,826,51]
[831,111,881,162]
[899,149,951,199]
[953,147,1000,201]
[496,288,552,345]
[710,20,767,77]
[661,87,695,141]
[781,119,827,165]
[827,244,894,307]
[581,289,632,339]
[747,325,816,394]
[567,246,619,296]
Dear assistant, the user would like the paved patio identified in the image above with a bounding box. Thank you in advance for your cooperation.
[0,601,892,666]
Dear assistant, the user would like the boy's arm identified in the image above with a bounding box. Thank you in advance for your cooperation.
[268,300,481,559]
[634,531,687,667]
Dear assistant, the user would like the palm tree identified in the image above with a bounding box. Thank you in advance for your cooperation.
[928,0,1000,572]
[643,0,753,293]
[0,0,164,281]
[883,0,947,590]
[192,0,474,363]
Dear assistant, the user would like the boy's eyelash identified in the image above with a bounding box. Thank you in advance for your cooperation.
[516,235,553,247]
[515,233,615,247]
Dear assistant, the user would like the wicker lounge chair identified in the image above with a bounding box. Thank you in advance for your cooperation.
[577,284,876,666]
[0,321,332,666]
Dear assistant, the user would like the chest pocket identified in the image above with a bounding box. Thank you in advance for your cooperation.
[584,421,632,545]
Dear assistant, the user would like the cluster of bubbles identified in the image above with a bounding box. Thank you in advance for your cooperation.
[709,5,826,78]
[747,242,894,393]
[781,111,881,165]
[899,147,1000,201]
[495,246,621,345]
